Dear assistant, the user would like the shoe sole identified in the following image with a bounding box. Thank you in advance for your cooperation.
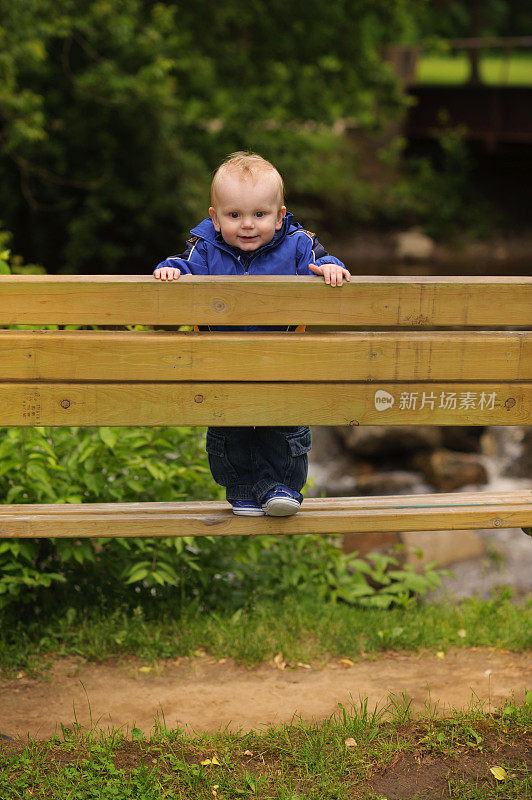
[232,509,265,517]
[262,499,301,517]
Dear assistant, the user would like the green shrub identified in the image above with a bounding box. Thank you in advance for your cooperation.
[0,426,448,615]
[0,425,221,611]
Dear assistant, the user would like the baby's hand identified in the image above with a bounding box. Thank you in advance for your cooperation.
[308,263,351,286]
[153,266,181,281]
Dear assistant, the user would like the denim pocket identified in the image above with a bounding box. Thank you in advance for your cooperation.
[285,426,312,457]
[205,430,225,458]
[205,429,239,487]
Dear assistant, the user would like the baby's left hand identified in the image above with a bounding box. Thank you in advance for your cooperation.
[308,263,351,286]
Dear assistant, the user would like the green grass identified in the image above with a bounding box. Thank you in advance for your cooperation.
[1,591,530,676]
[417,53,532,86]
[1,693,530,799]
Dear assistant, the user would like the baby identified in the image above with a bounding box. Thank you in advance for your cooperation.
[154,152,350,516]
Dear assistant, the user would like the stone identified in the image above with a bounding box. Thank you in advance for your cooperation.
[308,453,427,498]
[413,449,488,492]
[343,531,400,556]
[394,227,435,261]
[309,427,345,462]
[441,426,485,453]
[503,428,532,479]
[336,425,443,459]
[402,530,485,568]
[351,470,424,496]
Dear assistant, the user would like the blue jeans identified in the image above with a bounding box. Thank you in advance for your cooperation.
[206,426,311,504]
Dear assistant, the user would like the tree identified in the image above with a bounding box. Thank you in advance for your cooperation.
[0,0,426,273]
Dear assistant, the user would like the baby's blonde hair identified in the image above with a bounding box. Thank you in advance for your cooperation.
[211,152,284,206]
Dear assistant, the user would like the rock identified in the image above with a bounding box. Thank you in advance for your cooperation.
[309,427,345,463]
[337,425,443,459]
[309,450,426,498]
[351,470,423,496]
[441,426,485,453]
[308,454,373,497]
[503,428,532,479]
[343,531,400,556]
[395,227,435,261]
[402,530,485,568]
[413,449,488,492]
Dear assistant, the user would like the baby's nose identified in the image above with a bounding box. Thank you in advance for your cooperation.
[241,216,254,228]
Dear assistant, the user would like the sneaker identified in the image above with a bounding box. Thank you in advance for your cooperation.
[261,486,302,517]
[231,500,265,517]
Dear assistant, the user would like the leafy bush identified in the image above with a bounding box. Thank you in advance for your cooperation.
[0,426,447,615]
[0,425,220,610]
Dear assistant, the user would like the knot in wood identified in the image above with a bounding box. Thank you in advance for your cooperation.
[194,394,204,404]
[492,518,503,527]
[504,397,516,409]
[212,299,227,313]
[60,399,71,409]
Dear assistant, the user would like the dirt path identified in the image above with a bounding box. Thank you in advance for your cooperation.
[1,649,530,740]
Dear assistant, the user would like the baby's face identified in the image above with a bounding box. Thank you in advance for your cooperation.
[209,172,286,251]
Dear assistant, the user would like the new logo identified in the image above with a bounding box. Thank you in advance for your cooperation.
[374,390,395,411]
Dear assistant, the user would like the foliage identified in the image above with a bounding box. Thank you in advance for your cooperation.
[220,537,448,609]
[383,120,495,238]
[1,590,530,675]
[0,229,46,274]
[0,422,448,614]
[0,0,428,273]
[0,425,219,609]
[417,0,532,40]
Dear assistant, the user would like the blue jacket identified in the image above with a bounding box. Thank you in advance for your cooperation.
[154,212,345,330]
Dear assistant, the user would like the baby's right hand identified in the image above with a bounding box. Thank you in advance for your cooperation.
[153,266,181,281]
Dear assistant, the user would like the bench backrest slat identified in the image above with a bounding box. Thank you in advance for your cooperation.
[2,276,532,326]
[0,330,530,382]
[1,275,530,428]
[1,381,529,426]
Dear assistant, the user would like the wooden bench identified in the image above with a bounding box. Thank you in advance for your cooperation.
[0,274,531,539]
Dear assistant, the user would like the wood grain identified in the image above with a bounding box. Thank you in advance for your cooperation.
[1,275,531,326]
[0,381,529,426]
[0,493,530,538]
[1,330,530,381]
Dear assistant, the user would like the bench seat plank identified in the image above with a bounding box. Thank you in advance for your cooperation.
[0,493,530,538]
[1,330,530,382]
[2,276,531,326]
[0,381,529,426]
[1,490,530,515]
[0,491,530,518]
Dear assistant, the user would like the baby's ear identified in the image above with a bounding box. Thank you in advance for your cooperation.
[276,206,286,229]
[209,206,220,231]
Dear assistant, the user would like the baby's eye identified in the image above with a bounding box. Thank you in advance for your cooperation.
[230,212,239,219]
[255,211,264,218]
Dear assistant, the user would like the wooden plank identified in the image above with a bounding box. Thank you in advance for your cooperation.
[0,495,530,538]
[1,330,530,382]
[1,491,529,516]
[1,276,531,326]
[0,381,529,426]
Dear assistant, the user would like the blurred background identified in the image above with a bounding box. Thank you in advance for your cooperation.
[1,0,530,277]
[0,0,530,611]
